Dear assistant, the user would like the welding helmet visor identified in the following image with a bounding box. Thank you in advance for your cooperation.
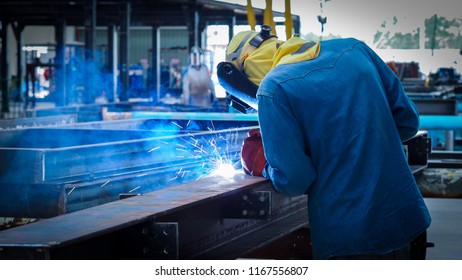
[217,61,259,113]
[218,25,279,113]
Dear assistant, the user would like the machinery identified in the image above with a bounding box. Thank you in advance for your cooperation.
[0,118,255,218]
[0,113,432,259]
[429,67,462,86]
[0,114,312,259]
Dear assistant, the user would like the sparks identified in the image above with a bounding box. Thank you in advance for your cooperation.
[198,146,209,154]
[211,162,236,178]
[148,146,160,153]
[100,180,110,188]
[171,121,183,129]
[129,186,141,193]
[67,186,76,196]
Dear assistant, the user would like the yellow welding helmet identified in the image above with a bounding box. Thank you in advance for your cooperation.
[226,25,282,86]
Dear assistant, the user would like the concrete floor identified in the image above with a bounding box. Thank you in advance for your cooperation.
[424,198,462,260]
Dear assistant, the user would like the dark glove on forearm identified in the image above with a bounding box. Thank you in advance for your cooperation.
[240,129,267,177]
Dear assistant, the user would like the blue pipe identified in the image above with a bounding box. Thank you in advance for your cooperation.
[419,115,462,130]
[132,111,259,121]
[132,111,462,130]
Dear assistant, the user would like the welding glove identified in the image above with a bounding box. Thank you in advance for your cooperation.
[241,129,267,177]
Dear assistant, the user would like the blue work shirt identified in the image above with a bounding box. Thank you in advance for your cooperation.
[258,38,431,259]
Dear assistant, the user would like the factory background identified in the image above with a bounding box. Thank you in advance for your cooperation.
[0,0,301,118]
[0,0,461,262]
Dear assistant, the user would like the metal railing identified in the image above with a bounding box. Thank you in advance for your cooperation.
[0,100,29,120]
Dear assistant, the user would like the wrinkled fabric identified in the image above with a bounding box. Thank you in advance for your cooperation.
[242,38,281,86]
[271,37,320,67]
[242,36,319,86]
[226,30,282,86]
[258,38,431,260]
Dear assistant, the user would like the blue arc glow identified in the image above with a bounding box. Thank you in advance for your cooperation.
[211,163,236,178]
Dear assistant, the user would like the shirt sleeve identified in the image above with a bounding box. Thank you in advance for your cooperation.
[258,87,316,196]
[361,42,420,141]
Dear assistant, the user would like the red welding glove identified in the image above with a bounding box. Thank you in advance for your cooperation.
[241,129,267,177]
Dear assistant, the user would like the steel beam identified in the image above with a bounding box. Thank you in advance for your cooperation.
[413,99,457,116]
[0,114,77,130]
[428,151,462,169]
[0,126,251,183]
[0,126,255,217]
[0,174,308,260]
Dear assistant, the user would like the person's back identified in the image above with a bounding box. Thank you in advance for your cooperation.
[257,37,431,259]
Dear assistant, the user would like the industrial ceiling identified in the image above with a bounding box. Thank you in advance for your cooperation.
[0,0,301,109]
[0,0,300,29]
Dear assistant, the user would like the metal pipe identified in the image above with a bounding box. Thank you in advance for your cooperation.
[419,115,462,130]
[132,111,259,121]
[132,113,462,131]
[446,130,454,151]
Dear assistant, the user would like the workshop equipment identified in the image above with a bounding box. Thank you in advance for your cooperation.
[0,130,431,260]
[0,124,254,218]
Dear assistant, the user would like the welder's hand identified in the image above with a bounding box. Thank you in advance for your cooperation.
[241,129,267,177]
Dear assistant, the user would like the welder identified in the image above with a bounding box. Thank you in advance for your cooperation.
[217,26,431,260]
[182,46,216,108]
